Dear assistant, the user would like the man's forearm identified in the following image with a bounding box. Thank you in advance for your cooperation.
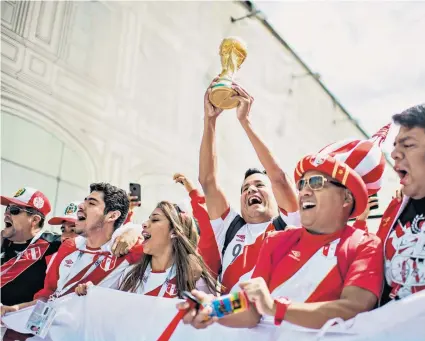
[240,118,298,212]
[282,299,369,329]
[240,119,284,181]
[199,117,218,188]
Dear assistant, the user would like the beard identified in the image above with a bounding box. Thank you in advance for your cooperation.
[81,216,105,237]
[74,221,85,235]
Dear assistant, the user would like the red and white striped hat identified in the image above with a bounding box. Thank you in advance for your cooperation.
[294,123,391,218]
[1,187,51,216]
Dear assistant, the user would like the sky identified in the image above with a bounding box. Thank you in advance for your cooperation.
[257,1,425,149]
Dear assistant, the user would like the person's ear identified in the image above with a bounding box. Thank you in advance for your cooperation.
[30,215,41,228]
[106,210,121,223]
[342,189,354,208]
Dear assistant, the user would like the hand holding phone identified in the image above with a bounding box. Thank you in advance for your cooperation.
[129,183,141,202]
[182,291,201,310]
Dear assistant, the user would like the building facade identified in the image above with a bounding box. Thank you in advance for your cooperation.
[1,1,399,230]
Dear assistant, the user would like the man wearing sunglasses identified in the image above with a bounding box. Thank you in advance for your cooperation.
[180,126,388,329]
[1,187,60,308]
[198,80,299,294]
[1,183,144,325]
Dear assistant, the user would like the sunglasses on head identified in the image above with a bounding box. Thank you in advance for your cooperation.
[296,175,346,192]
[6,205,35,216]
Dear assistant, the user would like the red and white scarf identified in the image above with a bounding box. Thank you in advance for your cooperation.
[1,233,50,288]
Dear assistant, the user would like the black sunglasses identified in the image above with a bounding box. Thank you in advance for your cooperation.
[297,175,346,191]
[6,205,35,216]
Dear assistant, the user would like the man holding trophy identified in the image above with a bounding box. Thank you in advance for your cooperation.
[179,37,384,333]
[198,37,300,294]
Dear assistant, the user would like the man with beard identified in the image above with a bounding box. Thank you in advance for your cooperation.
[377,104,425,304]
[199,80,299,293]
[1,183,143,317]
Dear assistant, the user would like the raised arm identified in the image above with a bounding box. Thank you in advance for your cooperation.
[232,84,298,213]
[199,81,229,219]
[173,172,221,277]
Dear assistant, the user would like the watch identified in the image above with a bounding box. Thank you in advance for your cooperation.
[274,296,291,326]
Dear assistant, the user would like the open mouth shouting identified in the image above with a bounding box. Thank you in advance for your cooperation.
[142,231,151,244]
[247,195,263,207]
[4,217,13,228]
[77,210,86,221]
[394,166,409,185]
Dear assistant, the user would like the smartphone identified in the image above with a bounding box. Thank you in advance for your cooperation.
[182,291,201,309]
[369,193,379,211]
[129,183,141,202]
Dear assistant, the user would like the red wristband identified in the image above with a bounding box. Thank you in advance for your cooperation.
[274,297,291,326]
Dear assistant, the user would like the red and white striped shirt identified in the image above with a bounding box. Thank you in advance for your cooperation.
[34,235,143,300]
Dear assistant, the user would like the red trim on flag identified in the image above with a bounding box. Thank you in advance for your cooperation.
[156,299,198,341]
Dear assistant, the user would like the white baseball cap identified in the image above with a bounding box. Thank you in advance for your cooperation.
[1,187,51,216]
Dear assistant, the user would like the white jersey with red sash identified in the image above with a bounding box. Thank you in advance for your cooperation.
[0,233,50,288]
[117,264,212,298]
[119,264,179,298]
[34,236,143,300]
[210,207,301,293]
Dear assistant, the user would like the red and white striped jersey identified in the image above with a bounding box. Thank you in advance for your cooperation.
[253,227,383,303]
[34,235,143,300]
[210,207,300,293]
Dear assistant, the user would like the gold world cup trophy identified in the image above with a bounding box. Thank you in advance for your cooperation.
[209,37,247,110]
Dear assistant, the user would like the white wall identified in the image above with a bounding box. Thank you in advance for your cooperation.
[1,1,399,230]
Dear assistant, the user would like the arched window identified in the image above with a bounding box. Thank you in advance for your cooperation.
[1,112,92,232]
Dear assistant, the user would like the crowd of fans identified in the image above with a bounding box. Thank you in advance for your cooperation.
[1,80,424,339]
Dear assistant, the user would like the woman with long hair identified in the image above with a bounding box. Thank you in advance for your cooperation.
[76,201,218,298]
[119,201,218,297]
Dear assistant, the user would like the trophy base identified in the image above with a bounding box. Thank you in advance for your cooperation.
[209,86,239,110]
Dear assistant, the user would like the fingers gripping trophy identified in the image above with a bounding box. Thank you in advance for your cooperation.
[209,37,247,110]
